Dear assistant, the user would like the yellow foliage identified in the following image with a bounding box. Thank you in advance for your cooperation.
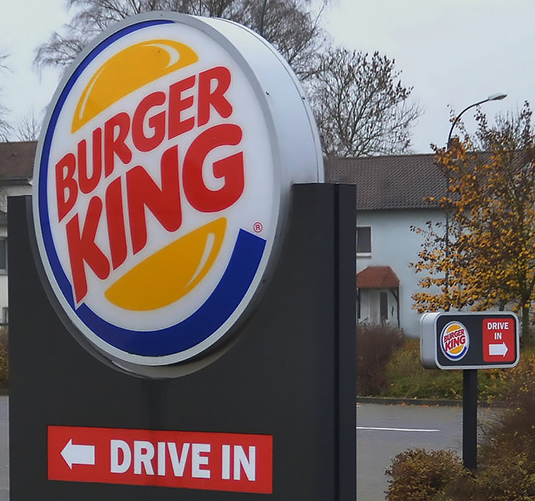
[411,104,535,336]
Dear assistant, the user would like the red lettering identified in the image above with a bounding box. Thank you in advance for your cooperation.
[132,92,166,152]
[104,112,133,177]
[105,177,128,270]
[198,67,233,127]
[127,146,182,254]
[183,124,244,212]
[78,127,103,194]
[65,197,110,303]
[56,153,78,222]
[168,76,196,139]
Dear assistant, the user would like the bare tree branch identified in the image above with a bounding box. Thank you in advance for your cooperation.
[308,48,421,157]
[14,110,42,142]
[34,0,328,81]
[31,1,420,158]
[0,52,11,141]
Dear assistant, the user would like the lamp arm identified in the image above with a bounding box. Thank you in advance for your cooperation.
[447,98,489,149]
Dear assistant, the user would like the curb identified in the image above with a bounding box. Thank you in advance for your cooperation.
[357,396,462,407]
[357,397,500,408]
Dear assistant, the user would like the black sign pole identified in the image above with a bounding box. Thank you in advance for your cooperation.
[462,368,478,472]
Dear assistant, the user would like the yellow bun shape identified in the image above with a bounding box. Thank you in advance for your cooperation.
[72,39,198,132]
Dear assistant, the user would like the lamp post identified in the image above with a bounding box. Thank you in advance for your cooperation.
[444,92,507,303]
[443,92,507,473]
[446,93,507,149]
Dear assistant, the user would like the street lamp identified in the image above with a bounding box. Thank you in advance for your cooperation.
[446,93,507,149]
[443,92,507,472]
[443,92,507,309]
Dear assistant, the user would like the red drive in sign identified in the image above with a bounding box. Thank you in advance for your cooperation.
[48,426,272,494]
[483,317,516,363]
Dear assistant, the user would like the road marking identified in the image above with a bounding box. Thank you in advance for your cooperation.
[357,426,440,433]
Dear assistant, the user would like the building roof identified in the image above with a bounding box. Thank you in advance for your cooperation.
[0,143,448,211]
[325,154,447,210]
[0,141,36,181]
[357,266,400,289]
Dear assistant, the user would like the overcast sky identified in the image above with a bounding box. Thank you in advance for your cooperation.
[1,0,534,153]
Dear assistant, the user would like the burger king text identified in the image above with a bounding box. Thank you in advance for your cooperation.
[54,65,243,304]
[442,328,466,352]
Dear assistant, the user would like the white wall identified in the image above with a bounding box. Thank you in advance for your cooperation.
[0,223,6,321]
[357,208,444,337]
[1,184,32,320]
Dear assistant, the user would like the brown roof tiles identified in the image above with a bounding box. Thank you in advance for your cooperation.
[0,141,36,181]
[325,154,447,210]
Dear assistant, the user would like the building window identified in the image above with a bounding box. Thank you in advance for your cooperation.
[357,226,371,255]
[0,238,7,273]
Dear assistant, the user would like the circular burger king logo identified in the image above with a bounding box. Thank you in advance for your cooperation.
[440,321,470,361]
[33,13,323,374]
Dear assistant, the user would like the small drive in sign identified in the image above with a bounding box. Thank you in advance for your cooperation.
[420,312,519,370]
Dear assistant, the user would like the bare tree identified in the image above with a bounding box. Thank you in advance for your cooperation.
[14,110,42,141]
[35,0,328,80]
[33,1,422,157]
[308,48,421,157]
[0,52,11,141]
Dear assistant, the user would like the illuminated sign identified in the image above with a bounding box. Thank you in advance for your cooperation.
[33,12,323,374]
[420,312,519,370]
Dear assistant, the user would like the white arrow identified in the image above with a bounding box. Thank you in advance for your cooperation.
[61,439,96,469]
[489,342,508,357]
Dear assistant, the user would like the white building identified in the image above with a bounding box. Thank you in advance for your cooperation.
[326,154,447,338]
[0,143,448,334]
[0,141,35,324]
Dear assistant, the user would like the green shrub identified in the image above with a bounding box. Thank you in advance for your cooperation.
[356,325,404,396]
[475,358,535,500]
[383,339,463,400]
[386,356,535,501]
[385,449,468,501]
[379,339,533,402]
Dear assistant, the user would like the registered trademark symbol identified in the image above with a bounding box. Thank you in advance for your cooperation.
[253,222,263,233]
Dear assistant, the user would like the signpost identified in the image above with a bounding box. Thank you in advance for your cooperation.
[9,11,356,501]
[420,312,520,471]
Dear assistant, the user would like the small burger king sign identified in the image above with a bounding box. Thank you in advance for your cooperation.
[33,13,323,375]
[440,321,469,362]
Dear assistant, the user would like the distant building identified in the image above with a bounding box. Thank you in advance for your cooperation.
[325,154,447,337]
[0,141,35,324]
[0,143,447,335]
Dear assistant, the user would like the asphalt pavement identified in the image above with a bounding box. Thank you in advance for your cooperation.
[357,403,463,500]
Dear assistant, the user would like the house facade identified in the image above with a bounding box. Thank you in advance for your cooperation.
[0,143,448,334]
[326,154,447,338]
[0,142,35,324]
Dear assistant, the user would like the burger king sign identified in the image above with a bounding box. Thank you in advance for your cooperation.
[33,13,323,375]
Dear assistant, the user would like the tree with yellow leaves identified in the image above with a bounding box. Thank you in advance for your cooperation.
[412,102,535,337]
